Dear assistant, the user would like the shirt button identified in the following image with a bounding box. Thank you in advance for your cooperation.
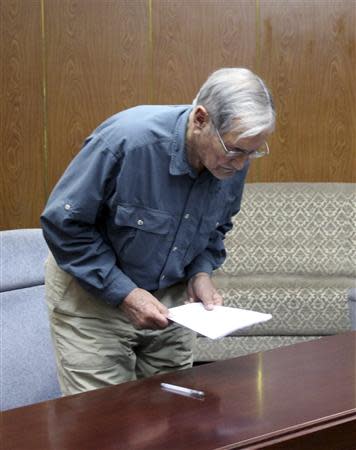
[161,275,165,280]
[172,246,178,252]
[137,219,144,226]
[216,222,220,227]
[184,213,190,219]
[64,204,71,210]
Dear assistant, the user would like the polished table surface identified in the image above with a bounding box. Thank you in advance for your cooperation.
[2,332,356,450]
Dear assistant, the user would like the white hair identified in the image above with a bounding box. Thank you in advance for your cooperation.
[192,68,276,139]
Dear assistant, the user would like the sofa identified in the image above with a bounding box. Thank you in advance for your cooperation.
[194,183,356,362]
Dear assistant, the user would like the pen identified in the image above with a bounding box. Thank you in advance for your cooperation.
[160,382,205,399]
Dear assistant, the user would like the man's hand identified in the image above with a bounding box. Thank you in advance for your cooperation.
[187,272,223,310]
[120,288,169,330]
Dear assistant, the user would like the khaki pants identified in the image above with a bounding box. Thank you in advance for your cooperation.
[45,254,196,396]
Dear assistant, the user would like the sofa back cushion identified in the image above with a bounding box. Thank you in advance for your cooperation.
[1,229,49,292]
[221,183,356,277]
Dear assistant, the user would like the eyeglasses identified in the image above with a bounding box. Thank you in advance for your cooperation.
[215,126,270,159]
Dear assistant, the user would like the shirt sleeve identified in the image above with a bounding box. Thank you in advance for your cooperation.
[185,166,248,280]
[41,135,137,306]
[184,222,232,279]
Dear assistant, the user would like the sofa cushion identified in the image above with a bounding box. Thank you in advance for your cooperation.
[194,336,320,362]
[213,274,351,335]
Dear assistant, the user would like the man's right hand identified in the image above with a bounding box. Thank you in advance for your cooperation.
[119,288,169,330]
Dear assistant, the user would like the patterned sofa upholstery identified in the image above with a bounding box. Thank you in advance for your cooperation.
[194,183,356,362]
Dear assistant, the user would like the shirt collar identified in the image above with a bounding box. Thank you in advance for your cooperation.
[169,106,199,179]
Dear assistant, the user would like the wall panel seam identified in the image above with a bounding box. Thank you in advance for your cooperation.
[148,0,154,104]
[255,0,261,73]
[40,0,48,202]
[255,0,261,182]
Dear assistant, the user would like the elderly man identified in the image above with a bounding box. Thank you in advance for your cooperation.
[41,67,275,395]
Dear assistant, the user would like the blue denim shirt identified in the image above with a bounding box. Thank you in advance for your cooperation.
[41,105,248,306]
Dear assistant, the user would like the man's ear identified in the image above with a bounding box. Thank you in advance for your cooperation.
[193,106,209,130]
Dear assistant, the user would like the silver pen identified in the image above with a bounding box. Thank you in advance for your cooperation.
[160,382,205,399]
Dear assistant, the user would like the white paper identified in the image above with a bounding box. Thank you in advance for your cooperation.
[168,303,272,340]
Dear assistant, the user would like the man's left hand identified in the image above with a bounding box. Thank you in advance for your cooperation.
[187,272,223,310]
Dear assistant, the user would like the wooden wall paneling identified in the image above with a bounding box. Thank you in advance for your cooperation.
[44,0,150,191]
[151,0,279,183]
[320,0,356,182]
[259,0,356,182]
[151,0,257,104]
[2,0,354,231]
[0,0,45,229]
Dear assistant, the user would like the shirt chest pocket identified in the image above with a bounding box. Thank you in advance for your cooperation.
[113,204,174,268]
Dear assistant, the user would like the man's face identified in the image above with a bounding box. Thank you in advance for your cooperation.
[189,108,268,180]
[197,127,267,179]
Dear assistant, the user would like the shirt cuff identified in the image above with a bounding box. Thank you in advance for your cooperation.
[78,270,138,307]
[185,256,214,281]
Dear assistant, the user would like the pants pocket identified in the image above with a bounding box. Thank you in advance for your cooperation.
[45,254,74,308]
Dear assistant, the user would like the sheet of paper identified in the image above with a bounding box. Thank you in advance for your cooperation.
[168,303,272,340]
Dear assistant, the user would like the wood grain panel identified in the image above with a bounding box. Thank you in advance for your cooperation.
[258,0,356,182]
[152,0,257,105]
[44,0,150,190]
[0,0,45,229]
[152,0,267,183]
[2,0,354,229]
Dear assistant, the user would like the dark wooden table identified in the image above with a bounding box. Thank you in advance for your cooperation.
[2,332,356,450]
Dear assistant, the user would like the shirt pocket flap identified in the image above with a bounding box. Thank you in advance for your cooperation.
[115,205,172,235]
